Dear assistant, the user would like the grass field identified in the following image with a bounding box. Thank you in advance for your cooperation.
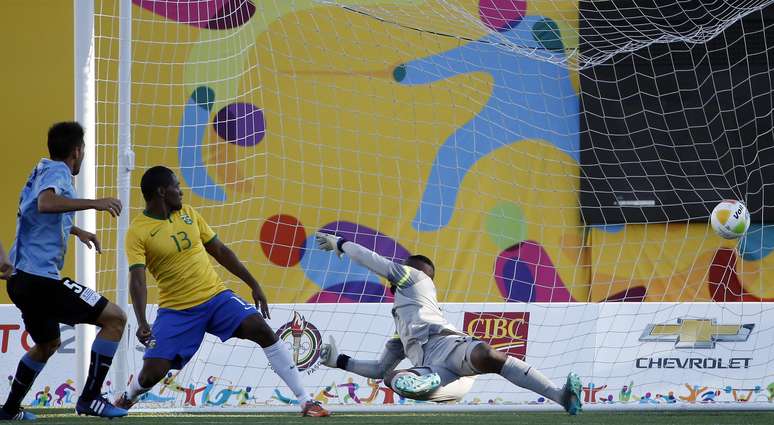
[25,411,774,425]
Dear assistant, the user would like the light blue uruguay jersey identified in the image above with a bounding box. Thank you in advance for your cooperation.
[9,159,76,279]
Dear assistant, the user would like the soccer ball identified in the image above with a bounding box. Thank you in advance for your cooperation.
[710,200,750,239]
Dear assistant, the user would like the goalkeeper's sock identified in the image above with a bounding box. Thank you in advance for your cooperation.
[263,340,311,405]
[337,354,381,378]
[126,377,152,402]
[500,356,563,404]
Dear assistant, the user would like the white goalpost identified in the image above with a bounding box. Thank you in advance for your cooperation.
[61,0,774,412]
[73,0,97,400]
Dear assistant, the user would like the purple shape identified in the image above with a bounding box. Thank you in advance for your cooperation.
[213,103,265,147]
[133,0,255,30]
[207,0,256,30]
[496,254,536,302]
[307,281,394,304]
[479,0,527,32]
[494,241,575,302]
[320,222,411,262]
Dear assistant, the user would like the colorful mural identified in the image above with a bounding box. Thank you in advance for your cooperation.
[120,0,584,305]
[11,373,774,409]
[2,1,772,305]
[115,0,774,305]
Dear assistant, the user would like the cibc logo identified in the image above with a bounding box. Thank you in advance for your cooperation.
[463,312,529,360]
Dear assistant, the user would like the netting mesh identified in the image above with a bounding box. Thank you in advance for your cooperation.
[91,0,774,409]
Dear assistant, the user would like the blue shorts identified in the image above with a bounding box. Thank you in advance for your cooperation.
[144,290,258,369]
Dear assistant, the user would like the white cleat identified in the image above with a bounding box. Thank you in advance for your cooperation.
[320,335,339,368]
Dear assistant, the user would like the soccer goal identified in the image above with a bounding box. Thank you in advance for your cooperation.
[63,0,774,412]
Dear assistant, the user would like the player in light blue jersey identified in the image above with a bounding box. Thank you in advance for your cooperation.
[1,122,128,420]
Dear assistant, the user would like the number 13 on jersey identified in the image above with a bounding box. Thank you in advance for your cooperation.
[170,231,191,252]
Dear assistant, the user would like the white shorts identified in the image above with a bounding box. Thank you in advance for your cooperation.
[422,334,484,379]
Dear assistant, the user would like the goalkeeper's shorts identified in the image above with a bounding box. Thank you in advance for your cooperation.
[144,290,258,369]
[422,334,484,377]
[390,334,482,402]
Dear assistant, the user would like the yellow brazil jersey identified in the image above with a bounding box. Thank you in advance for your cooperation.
[126,204,226,310]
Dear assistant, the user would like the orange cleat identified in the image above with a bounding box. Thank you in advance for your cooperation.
[113,392,137,411]
[301,400,331,417]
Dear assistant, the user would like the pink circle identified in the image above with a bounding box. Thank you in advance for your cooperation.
[479,0,527,32]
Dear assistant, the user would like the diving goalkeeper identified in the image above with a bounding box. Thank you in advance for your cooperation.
[316,232,582,413]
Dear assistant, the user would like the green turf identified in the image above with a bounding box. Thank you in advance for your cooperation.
[25,411,774,425]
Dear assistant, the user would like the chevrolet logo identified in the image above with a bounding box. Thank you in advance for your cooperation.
[639,318,754,349]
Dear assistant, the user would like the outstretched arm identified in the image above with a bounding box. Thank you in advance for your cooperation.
[38,189,122,217]
[204,237,270,319]
[315,232,409,286]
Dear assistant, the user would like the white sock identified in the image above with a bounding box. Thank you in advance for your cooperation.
[500,356,563,404]
[263,340,311,405]
[127,377,152,402]
[344,358,384,379]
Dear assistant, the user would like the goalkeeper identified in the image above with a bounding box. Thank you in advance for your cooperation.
[316,232,582,413]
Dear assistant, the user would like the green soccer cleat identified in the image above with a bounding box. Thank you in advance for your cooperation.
[393,372,441,398]
[563,372,583,415]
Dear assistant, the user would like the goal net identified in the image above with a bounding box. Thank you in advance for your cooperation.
[84,0,774,410]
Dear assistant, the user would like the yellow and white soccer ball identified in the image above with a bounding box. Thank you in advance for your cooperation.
[710,200,750,239]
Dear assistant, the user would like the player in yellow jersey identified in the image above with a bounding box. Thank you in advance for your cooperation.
[114,166,329,417]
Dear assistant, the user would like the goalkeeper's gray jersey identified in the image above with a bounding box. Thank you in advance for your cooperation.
[341,241,462,366]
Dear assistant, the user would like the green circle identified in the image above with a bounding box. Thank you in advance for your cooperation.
[393,64,407,82]
[532,18,564,52]
[486,202,527,249]
[192,86,215,112]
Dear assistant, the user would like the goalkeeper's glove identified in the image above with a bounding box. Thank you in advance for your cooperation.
[315,231,347,257]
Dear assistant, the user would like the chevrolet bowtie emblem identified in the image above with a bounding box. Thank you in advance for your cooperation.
[639,319,754,349]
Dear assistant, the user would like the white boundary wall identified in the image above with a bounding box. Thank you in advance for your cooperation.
[0,302,771,410]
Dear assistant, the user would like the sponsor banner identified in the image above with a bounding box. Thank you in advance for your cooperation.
[0,303,772,408]
[463,312,529,360]
[593,303,774,404]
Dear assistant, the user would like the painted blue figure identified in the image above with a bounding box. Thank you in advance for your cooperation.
[138,392,176,404]
[658,391,676,404]
[178,87,227,201]
[272,388,300,405]
[701,389,720,403]
[210,386,241,406]
[396,15,579,231]
[201,376,217,405]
